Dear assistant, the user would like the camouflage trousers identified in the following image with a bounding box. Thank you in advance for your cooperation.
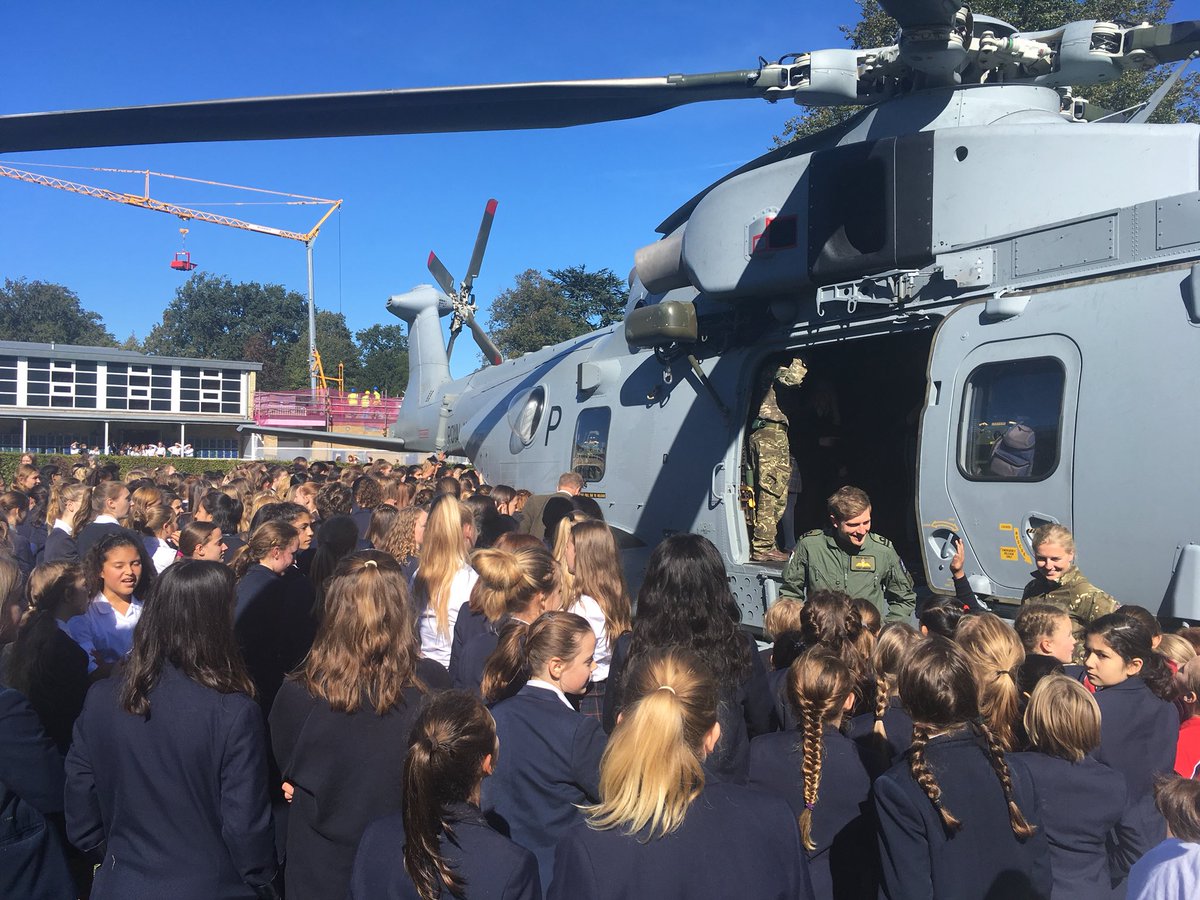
[749,424,789,555]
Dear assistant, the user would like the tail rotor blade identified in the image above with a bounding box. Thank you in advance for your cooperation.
[427,251,458,297]
[446,327,460,359]
[465,313,504,366]
[463,198,498,294]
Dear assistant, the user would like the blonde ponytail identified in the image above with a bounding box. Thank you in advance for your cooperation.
[584,648,716,840]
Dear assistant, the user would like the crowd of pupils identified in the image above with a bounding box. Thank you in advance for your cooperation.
[1,455,1200,899]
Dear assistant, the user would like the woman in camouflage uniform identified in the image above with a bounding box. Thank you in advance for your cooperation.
[1021,524,1118,663]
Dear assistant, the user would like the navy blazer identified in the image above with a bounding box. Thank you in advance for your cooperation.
[449,605,491,686]
[482,683,607,889]
[548,780,815,900]
[874,728,1051,900]
[0,688,74,900]
[43,526,79,564]
[849,697,915,781]
[1011,751,1127,900]
[1092,676,1179,875]
[269,660,451,900]
[75,521,127,561]
[65,666,278,899]
[456,628,500,695]
[350,803,541,900]
[747,725,878,899]
[603,632,773,784]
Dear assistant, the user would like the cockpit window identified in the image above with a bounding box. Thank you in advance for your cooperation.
[571,407,610,483]
[960,358,1065,481]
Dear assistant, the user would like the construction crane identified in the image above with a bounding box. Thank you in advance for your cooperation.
[312,348,344,392]
[0,161,342,390]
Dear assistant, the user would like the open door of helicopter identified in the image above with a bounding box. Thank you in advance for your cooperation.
[917,300,1082,605]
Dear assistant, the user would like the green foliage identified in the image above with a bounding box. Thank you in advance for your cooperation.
[486,265,629,359]
[280,309,362,390]
[774,0,1196,144]
[356,323,409,395]
[0,451,240,488]
[0,279,117,347]
[143,273,306,390]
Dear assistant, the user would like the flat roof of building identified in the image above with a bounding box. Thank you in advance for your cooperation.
[0,341,263,372]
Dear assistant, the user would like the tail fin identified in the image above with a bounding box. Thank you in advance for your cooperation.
[386,284,453,406]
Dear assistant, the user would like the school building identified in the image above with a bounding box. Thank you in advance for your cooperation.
[0,340,261,458]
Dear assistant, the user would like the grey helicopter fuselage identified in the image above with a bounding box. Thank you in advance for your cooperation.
[386,81,1200,627]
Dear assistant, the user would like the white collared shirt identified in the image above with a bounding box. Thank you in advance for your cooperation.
[417,564,479,667]
[65,594,144,673]
[571,593,612,682]
[52,518,73,536]
[92,514,120,526]
[526,678,575,710]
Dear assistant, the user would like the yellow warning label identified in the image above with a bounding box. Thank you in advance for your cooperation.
[999,523,1014,532]
[1000,547,1019,561]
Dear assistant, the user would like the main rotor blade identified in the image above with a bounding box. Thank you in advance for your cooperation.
[463,198,498,294]
[427,251,457,297]
[0,72,761,153]
[875,0,962,29]
[1125,20,1200,64]
[465,314,504,367]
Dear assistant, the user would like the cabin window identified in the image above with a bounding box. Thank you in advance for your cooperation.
[960,357,1064,481]
[571,407,610,483]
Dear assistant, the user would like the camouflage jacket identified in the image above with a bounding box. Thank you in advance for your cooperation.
[780,529,916,622]
[755,358,808,425]
[1021,565,1118,663]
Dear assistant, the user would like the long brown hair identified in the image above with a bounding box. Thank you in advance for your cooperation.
[403,691,497,900]
[298,550,425,714]
[376,505,425,561]
[46,482,91,535]
[898,636,1035,839]
[800,590,874,709]
[119,561,253,715]
[565,519,631,647]
[481,610,591,704]
[787,647,854,850]
[230,521,298,579]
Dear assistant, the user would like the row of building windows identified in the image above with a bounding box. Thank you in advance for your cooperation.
[0,357,244,414]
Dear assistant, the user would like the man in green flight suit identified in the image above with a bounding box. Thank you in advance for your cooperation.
[780,485,916,622]
[748,356,809,562]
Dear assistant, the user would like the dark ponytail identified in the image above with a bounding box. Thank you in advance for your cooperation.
[403,691,496,900]
[480,610,591,704]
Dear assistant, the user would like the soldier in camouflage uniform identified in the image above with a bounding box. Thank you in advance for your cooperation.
[749,357,808,562]
[1021,523,1118,663]
[780,485,917,621]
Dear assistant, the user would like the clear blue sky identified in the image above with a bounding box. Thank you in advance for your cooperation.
[2,1,1197,379]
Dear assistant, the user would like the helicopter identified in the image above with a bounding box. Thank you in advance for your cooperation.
[4,1,1200,628]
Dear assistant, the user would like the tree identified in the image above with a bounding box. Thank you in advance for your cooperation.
[143,273,306,390]
[487,265,629,359]
[356,323,409,395]
[775,0,1197,145]
[120,332,143,352]
[281,309,362,390]
[0,278,116,346]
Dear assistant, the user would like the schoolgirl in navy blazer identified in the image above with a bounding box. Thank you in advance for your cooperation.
[482,682,605,887]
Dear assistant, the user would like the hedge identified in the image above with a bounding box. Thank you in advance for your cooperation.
[0,451,243,487]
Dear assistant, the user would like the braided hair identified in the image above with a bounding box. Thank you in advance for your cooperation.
[898,636,1035,838]
[787,647,853,850]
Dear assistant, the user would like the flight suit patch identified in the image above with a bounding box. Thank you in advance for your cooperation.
[851,556,876,572]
